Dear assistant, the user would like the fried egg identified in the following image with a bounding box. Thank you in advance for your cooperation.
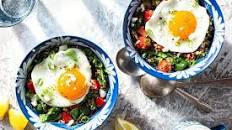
[31,48,92,107]
[145,0,210,53]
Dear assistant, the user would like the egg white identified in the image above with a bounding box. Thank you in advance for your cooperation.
[145,0,210,53]
[31,48,92,107]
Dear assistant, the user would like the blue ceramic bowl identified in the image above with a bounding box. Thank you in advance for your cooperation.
[123,0,225,80]
[15,36,118,130]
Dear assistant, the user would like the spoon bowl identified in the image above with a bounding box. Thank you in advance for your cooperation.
[140,74,176,97]
[116,47,145,77]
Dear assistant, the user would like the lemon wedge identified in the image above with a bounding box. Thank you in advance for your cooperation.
[0,97,9,120]
[9,108,28,130]
[115,117,140,130]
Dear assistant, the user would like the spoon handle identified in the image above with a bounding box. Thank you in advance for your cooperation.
[193,78,232,85]
[175,88,213,113]
[178,77,232,88]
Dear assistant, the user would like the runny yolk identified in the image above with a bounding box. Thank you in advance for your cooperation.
[57,67,88,100]
[168,11,197,40]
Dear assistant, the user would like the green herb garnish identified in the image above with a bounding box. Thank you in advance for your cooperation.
[97,69,107,86]
[41,86,55,97]
[48,63,57,71]
[37,78,43,86]
[193,0,200,7]
[90,103,96,111]
[36,101,48,114]
[175,60,189,71]
[146,29,154,37]
[64,49,78,62]
[40,107,61,122]
[80,115,89,123]
[49,51,56,60]
[157,52,168,59]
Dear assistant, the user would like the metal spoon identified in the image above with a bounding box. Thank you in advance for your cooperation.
[116,47,145,77]
[140,74,213,113]
[140,75,232,113]
[140,74,232,97]
[116,47,213,112]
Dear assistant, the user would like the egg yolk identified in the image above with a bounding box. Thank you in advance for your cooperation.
[57,68,88,100]
[168,11,197,40]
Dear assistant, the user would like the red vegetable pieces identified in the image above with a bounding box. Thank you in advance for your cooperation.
[91,80,101,90]
[61,112,72,123]
[135,36,151,49]
[26,80,35,93]
[95,97,105,108]
[137,26,147,37]
[144,10,153,22]
[157,60,172,73]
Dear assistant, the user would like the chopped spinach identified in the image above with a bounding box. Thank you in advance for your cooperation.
[82,48,108,86]
[80,106,91,116]
[40,107,61,122]
[70,108,81,120]
[175,61,189,71]
[36,101,48,114]
[80,115,89,123]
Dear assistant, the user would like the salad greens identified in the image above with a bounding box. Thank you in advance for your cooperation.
[141,50,196,71]
[70,108,81,120]
[131,0,214,72]
[82,48,108,87]
[26,46,109,126]
[40,107,61,122]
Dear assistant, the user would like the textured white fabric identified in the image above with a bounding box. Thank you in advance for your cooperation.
[0,0,232,130]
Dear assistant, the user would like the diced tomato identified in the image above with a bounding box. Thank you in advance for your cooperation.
[95,97,105,108]
[91,80,101,90]
[185,53,196,60]
[27,80,35,93]
[157,60,172,73]
[61,112,72,123]
[135,36,150,49]
[137,26,147,37]
[144,10,153,21]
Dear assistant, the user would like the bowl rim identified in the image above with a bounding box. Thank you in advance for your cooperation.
[15,35,118,130]
[123,0,225,80]
[0,0,38,27]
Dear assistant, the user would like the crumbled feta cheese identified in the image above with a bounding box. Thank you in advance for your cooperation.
[162,47,169,52]
[195,51,202,55]
[31,100,37,107]
[131,23,135,27]
[59,120,65,124]
[67,120,74,126]
[140,4,145,12]
[99,89,106,98]
[31,96,37,106]
[132,17,138,23]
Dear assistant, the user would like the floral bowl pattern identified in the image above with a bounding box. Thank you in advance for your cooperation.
[15,36,118,130]
[123,0,225,80]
